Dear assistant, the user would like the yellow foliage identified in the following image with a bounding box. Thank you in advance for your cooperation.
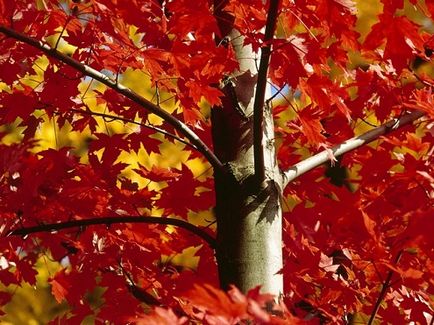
[151,141,191,170]
[120,68,177,125]
[185,157,213,181]
[0,256,68,324]
[188,209,216,228]
[161,245,202,271]
[45,31,78,56]
[355,0,382,41]
[353,115,381,149]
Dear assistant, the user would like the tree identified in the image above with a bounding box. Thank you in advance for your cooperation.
[0,0,433,323]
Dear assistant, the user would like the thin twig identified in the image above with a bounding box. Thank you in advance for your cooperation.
[252,0,281,187]
[66,108,198,149]
[6,215,217,249]
[0,25,224,172]
[367,251,403,325]
[54,16,71,50]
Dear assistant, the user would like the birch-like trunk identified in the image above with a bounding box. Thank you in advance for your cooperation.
[212,29,283,295]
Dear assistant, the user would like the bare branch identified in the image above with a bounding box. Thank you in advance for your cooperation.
[253,0,280,186]
[282,110,425,188]
[6,216,217,249]
[0,25,224,172]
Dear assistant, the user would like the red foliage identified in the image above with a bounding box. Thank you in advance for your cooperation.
[0,0,433,324]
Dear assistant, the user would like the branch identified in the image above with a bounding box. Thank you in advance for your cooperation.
[367,251,403,325]
[253,0,280,186]
[0,25,224,172]
[67,108,197,149]
[282,110,425,188]
[6,216,217,249]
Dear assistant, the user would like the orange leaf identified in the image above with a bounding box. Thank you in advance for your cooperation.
[49,270,70,304]
[362,211,377,239]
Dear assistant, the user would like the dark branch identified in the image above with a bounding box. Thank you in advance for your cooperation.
[367,251,403,325]
[0,25,224,172]
[7,216,217,249]
[282,110,425,188]
[253,0,281,186]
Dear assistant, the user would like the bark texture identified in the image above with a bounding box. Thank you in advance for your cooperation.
[212,29,283,295]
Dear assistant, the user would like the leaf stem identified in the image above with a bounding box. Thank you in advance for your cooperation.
[6,216,217,249]
[253,0,280,186]
[0,25,224,172]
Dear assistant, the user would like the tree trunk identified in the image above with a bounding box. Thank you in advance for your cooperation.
[212,29,283,295]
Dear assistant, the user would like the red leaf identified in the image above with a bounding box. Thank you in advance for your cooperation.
[381,0,404,12]
[184,283,248,322]
[134,164,181,182]
[0,57,24,84]
[270,38,307,88]
[0,291,11,308]
[0,86,37,123]
[158,165,213,216]
[131,307,188,325]
[40,65,81,110]
[405,89,434,118]
[185,80,223,106]
[364,14,424,71]
[89,132,129,166]
[361,211,377,240]
[294,106,327,146]
[50,270,71,304]
[15,258,37,285]
[0,269,17,287]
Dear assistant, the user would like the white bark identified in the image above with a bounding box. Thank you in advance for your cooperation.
[213,30,283,295]
[282,110,425,187]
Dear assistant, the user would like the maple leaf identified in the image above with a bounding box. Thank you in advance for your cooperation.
[270,37,307,88]
[184,283,248,323]
[224,0,266,35]
[157,164,213,216]
[0,86,38,123]
[134,164,181,182]
[89,132,130,166]
[167,0,219,40]
[0,63,19,85]
[40,64,81,111]
[131,307,188,325]
[141,49,172,81]
[361,211,378,240]
[364,14,425,71]
[293,106,327,147]
[381,0,405,12]
[400,295,431,324]
[0,291,11,310]
[0,268,17,287]
[0,1,432,323]
[71,113,98,133]
[185,80,223,107]
[49,270,71,304]
[404,89,434,118]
